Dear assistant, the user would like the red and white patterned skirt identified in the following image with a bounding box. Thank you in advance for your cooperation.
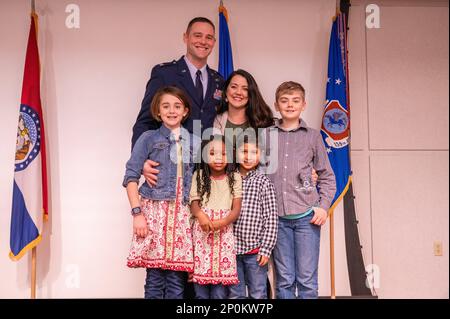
[127,180,194,272]
[192,207,239,285]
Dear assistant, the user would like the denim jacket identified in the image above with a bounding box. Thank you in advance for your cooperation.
[123,124,201,204]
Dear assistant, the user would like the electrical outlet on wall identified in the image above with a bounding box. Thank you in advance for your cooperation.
[434,241,443,256]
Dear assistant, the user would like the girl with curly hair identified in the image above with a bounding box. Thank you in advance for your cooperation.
[189,135,242,299]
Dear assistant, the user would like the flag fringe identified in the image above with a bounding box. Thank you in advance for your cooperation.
[328,175,352,218]
[9,235,42,261]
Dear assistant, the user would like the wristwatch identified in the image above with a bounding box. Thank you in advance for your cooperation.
[131,207,142,216]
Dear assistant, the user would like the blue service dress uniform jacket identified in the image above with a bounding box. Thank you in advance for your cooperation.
[132,56,225,148]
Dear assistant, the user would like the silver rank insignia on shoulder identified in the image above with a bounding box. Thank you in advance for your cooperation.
[159,60,175,67]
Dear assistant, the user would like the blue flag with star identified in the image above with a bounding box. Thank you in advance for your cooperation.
[321,13,351,211]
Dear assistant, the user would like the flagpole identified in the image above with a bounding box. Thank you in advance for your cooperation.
[31,247,37,298]
[327,0,337,302]
[327,0,341,300]
[330,210,336,299]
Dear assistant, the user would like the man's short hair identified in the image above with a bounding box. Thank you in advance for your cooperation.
[186,17,215,34]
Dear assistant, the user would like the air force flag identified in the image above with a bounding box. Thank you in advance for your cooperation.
[321,13,351,212]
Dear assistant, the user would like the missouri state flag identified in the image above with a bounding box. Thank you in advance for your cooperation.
[10,12,48,261]
[321,13,351,212]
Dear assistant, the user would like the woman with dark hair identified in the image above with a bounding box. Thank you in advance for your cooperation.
[213,69,274,134]
[213,69,274,165]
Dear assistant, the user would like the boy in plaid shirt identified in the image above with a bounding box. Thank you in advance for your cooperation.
[229,136,278,299]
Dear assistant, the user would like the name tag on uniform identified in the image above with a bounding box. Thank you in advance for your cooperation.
[213,89,222,101]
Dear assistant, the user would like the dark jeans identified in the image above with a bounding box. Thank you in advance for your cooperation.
[144,268,185,299]
[193,283,228,299]
[229,254,268,299]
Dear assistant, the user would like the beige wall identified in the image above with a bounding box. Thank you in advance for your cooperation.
[0,0,448,298]
[349,0,449,298]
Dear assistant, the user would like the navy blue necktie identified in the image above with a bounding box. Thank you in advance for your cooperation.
[195,70,204,105]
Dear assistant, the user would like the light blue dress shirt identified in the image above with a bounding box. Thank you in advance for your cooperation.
[183,56,208,99]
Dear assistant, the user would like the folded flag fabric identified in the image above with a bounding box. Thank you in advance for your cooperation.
[10,13,48,261]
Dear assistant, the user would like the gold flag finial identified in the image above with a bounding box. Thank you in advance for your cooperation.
[219,0,228,22]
